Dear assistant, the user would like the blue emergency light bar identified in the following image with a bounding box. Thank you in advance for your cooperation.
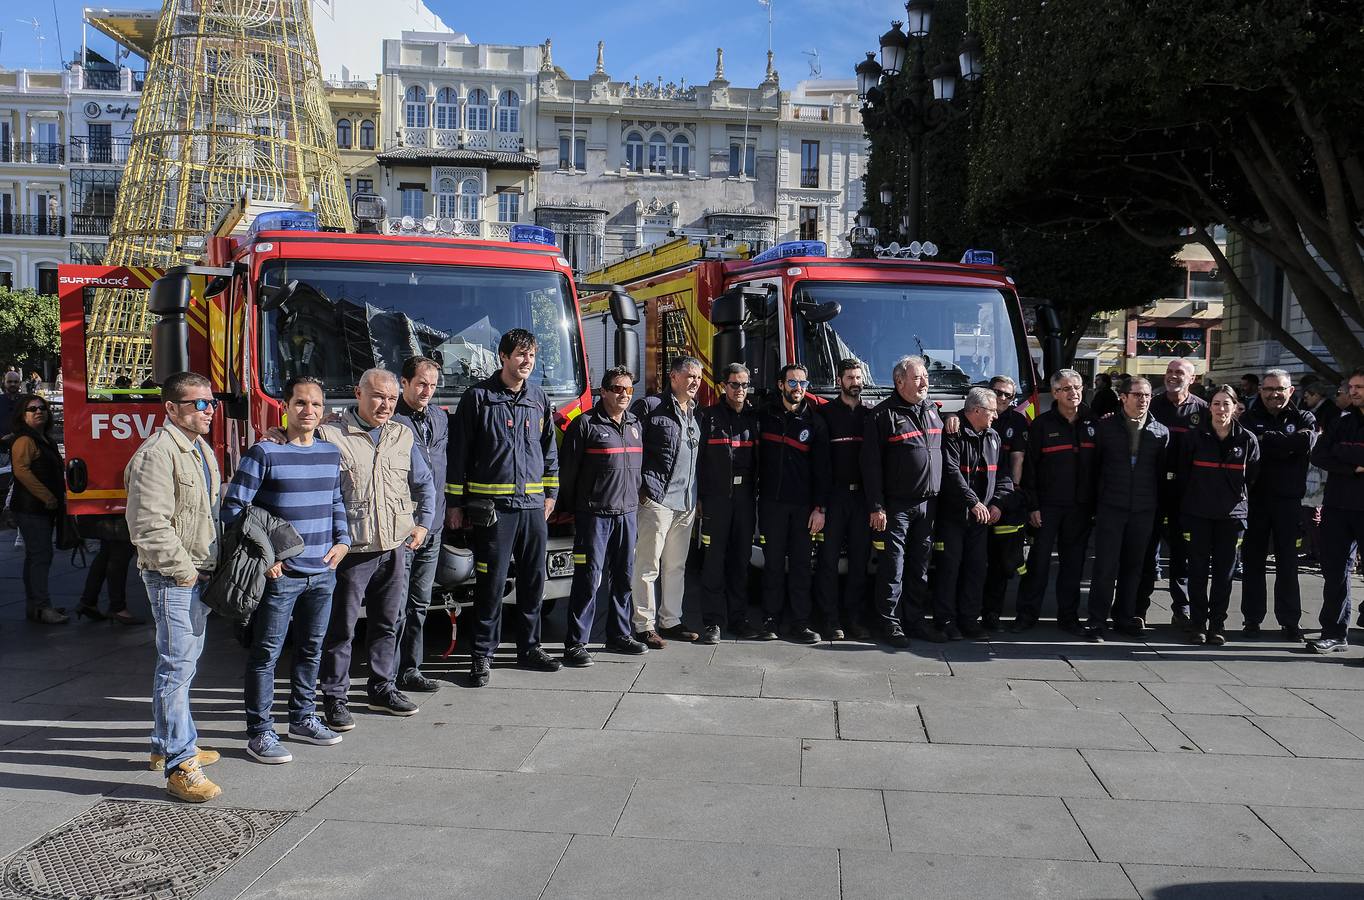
[960,248,996,265]
[750,239,827,264]
[249,210,319,237]
[510,223,558,246]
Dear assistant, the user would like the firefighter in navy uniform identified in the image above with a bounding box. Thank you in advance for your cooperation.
[1240,369,1316,639]
[697,363,761,643]
[981,375,1029,631]
[557,366,649,667]
[1177,385,1260,645]
[446,329,562,687]
[755,363,830,644]
[814,359,873,641]
[863,355,946,647]
[1306,367,1364,654]
[1139,358,1209,629]
[1013,369,1098,634]
[933,387,1017,639]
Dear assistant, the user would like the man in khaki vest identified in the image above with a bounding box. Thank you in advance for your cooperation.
[318,369,435,729]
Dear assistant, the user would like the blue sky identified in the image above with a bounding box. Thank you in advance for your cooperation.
[3,0,895,89]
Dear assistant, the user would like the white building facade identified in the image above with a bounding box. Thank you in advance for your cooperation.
[311,0,453,83]
[774,79,868,255]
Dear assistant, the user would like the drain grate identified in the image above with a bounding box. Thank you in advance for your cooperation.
[1,799,292,900]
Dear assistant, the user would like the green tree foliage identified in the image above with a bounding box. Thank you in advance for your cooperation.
[0,286,60,373]
[970,0,1364,378]
[862,0,1177,368]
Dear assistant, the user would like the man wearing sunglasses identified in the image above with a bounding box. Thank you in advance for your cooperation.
[697,362,761,642]
[755,363,830,643]
[125,371,224,802]
[558,367,648,665]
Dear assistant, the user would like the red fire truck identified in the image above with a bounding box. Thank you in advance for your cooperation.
[583,235,1060,413]
[58,197,639,625]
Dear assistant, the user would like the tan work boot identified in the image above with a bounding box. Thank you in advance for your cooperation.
[149,747,221,771]
[166,759,222,803]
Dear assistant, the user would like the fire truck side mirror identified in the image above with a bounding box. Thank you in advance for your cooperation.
[711,289,748,378]
[606,288,640,326]
[149,272,193,386]
[711,290,746,328]
[1036,303,1064,379]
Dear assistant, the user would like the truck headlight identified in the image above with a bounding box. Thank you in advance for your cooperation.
[546,549,574,578]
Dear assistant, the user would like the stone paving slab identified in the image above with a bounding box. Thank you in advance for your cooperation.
[838,850,1140,899]
[883,791,1095,861]
[800,740,1109,797]
[0,668,83,704]
[1250,716,1364,759]
[628,662,765,697]
[0,798,93,856]
[230,818,570,899]
[1121,713,1200,752]
[313,720,547,771]
[1218,658,1364,689]
[1084,749,1364,808]
[410,686,622,729]
[111,757,360,812]
[613,779,890,850]
[1138,659,1245,684]
[1141,681,1253,715]
[1122,863,1364,899]
[520,728,802,785]
[1008,679,1079,709]
[760,666,893,701]
[1288,687,1364,719]
[1220,685,1330,718]
[1251,805,1364,875]
[479,658,643,692]
[1163,714,1291,756]
[542,834,841,900]
[920,705,1150,750]
[835,700,927,742]
[1066,798,1307,871]
[1049,681,1167,713]
[1066,659,1167,682]
[605,691,836,739]
[888,674,1020,708]
[945,655,1081,682]
[311,765,634,835]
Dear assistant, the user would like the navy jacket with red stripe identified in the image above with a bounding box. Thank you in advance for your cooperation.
[1021,404,1099,511]
[819,397,869,496]
[1177,418,1259,520]
[861,393,945,510]
[697,400,759,499]
[557,405,644,515]
[757,398,830,509]
[1311,407,1364,511]
[940,423,1015,520]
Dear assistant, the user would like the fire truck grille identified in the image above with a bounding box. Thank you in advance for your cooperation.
[0,799,291,900]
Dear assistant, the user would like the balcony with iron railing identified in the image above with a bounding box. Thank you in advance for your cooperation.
[70,213,114,236]
[0,143,66,164]
[69,136,132,165]
[0,215,66,236]
[800,167,820,189]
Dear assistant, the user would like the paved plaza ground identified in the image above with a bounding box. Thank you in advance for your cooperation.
[3,536,1364,899]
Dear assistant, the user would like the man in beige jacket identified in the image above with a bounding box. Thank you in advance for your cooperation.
[125,371,224,803]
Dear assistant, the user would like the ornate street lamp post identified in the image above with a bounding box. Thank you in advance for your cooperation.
[855,0,984,245]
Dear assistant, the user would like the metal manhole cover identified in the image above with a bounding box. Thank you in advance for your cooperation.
[1,799,292,900]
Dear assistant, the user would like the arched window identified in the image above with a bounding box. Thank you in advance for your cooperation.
[648,133,668,172]
[435,87,459,130]
[497,90,520,132]
[335,118,352,149]
[671,134,690,174]
[404,85,427,129]
[359,119,375,150]
[435,177,458,218]
[459,177,481,220]
[466,89,490,131]
[624,131,644,172]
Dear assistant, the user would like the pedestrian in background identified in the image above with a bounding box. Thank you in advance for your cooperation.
[9,394,66,624]
[1178,385,1259,646]
[124,372,223,802]
[631,356,704,648]
[1090,372,1121,419]
[77,532,143,625]
[224,375,351,764]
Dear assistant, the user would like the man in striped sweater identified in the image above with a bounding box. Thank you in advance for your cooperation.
[223,376,351,764]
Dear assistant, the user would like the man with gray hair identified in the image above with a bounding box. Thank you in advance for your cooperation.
[863,355,946,646]
[1240,368,1316,638]
[933,387,1015,639]
[631,355,704,647]
[318,368,435,729]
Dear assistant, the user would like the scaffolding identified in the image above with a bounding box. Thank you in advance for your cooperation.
[89,0,352,389]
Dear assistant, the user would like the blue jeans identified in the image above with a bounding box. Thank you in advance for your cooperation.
[246,569,336,736]
[142,571,209,776]
[16,512,55,611]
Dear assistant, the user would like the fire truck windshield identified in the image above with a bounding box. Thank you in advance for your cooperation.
[793,282,1026,398]
[257,260,585,403]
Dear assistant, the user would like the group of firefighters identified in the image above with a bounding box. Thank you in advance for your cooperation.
[118,326,1364,803]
